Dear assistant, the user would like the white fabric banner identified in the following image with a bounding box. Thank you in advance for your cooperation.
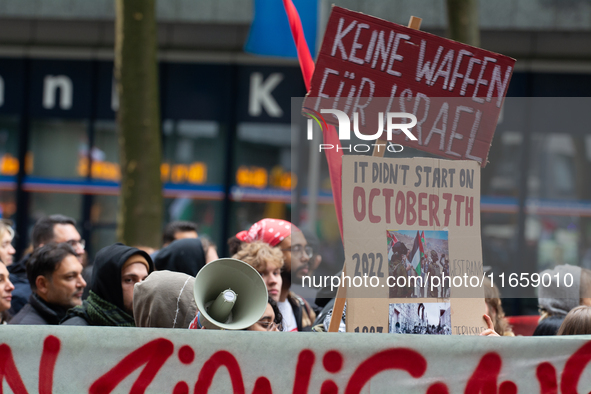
[1,325,591,393]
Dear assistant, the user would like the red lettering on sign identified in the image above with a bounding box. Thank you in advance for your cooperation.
[320,380,339,394]
[39,335,60,394]
[173,381,190,394]
[344,348,426,394]
[536,362,557,394]
[292,349,315,394]
[194,350,245,394]
[426,382,449,394]
[8,333,591,394]
[353,186,366,221]
[89,338,174,394]
[463,352,516,394]
[561,341,591,394]
[323,350,344,373]
[0,343,29,394]
[252,377,273,394]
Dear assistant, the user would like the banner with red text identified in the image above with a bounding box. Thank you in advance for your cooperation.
[1,325,591,393]
[303,6,515,167]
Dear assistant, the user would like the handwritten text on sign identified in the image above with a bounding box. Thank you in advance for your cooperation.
[351,160,476,227]
[2,326,591,393]
[303,6,515,166]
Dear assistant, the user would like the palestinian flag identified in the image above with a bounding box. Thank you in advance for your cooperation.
[387,231,399,261]
[420,231,426,260]
[387,231,399,244]
[421,231,426,254]
[409,231,422,276]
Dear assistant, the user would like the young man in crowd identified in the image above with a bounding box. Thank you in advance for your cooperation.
[8,214,86,315]
[162,221,199,247]
[235,219,316,331]
[62,243,153,327]
[157,220,218,263]
[278,228,317,331]
[10,243,86,325]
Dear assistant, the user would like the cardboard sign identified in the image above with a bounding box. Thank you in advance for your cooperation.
[3,325,591,393]
[303,6,515,167]
[341,155,485,334]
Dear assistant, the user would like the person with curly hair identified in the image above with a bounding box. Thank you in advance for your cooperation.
[232,241,283,303]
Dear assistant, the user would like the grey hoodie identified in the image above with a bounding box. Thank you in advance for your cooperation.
[538,264,581,317]
[133,270,197,328]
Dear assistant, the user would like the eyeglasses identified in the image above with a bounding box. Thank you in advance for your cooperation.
[282,245,313,259]
[65,239,86,250]
[256,320,283,331]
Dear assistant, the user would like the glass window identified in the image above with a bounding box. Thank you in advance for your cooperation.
[162,120,226,186]
[0,191,16,221]
[29,192,82,223]
[29,119,88,179]
[164,198,224,248]
[87,120,120,182]
[229,201,291,236]
[91,195,118,224]
[90,226,117,259]
[0,116,19,178]
[234,123,293,191]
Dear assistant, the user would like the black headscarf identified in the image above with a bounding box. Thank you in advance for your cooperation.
[91,243,154,311]
[154,238,206,276]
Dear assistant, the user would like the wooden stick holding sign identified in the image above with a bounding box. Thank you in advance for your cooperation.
[329,15,423,333]
[371,15,422,158]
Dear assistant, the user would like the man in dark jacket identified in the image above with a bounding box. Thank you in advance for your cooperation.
[10,243,86,325]
[61,243,153,326]
[8,214,86,316]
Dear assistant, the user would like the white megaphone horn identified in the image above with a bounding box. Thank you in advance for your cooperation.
[193,258,268,330]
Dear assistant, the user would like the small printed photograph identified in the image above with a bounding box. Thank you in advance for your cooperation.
[387,230,450,298]
[389,302,452,335]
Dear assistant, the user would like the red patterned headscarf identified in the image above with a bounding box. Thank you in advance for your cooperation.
[236,218,299,247]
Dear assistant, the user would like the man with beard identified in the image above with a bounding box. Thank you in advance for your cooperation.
[10,243,86,325]
[8,214,86,315]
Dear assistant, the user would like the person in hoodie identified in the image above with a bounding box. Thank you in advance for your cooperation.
[153,238,207,276]
[61,243,153,327]
[134,270,197,329]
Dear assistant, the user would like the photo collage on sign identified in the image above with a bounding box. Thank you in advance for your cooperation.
[388,230,451,335]
[387,230,450,299]
[389,302,452,335]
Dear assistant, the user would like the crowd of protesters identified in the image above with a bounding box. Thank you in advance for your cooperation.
[0,215,318,332]
[3,214,591,337]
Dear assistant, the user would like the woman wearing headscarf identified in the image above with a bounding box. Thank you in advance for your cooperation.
[61,243,153,326]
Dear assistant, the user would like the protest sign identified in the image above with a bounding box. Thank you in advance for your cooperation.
[303,6,515,166]
[341,155,485,335]
[2,325,591,393]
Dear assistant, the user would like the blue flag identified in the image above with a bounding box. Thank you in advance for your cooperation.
[244,0,318,58]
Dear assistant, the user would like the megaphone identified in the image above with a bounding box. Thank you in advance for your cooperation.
[193,258,268,330]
